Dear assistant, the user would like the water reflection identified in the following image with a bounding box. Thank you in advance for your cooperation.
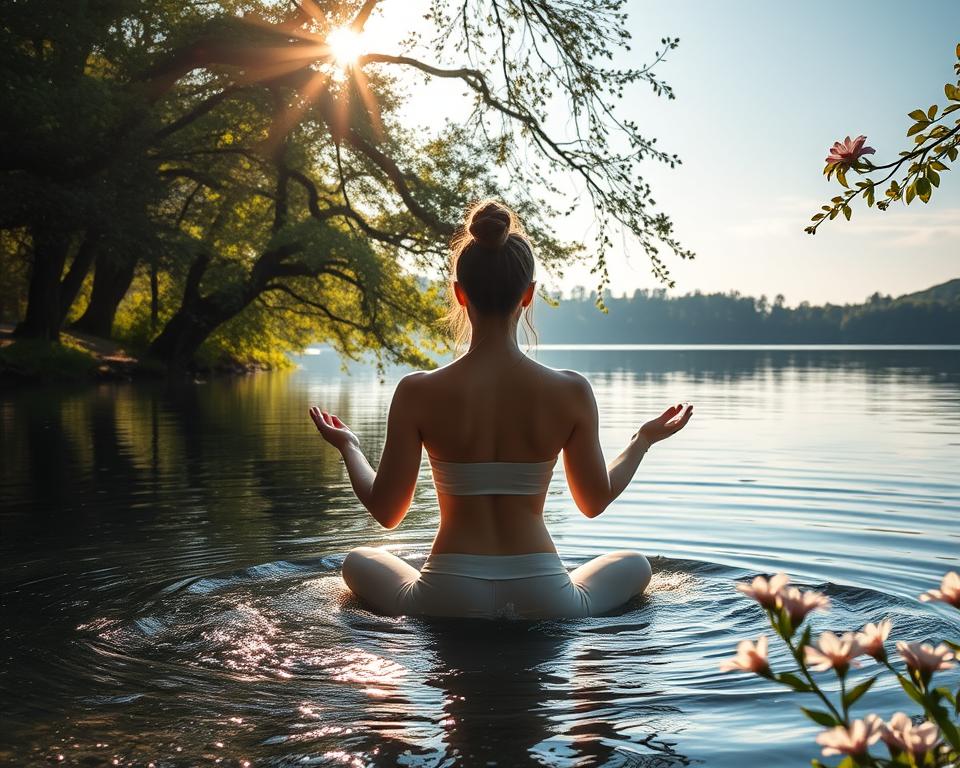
[1,348,959,766]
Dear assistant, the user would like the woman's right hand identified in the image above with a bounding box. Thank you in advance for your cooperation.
[309,407,361,453]
[638,403,693,445]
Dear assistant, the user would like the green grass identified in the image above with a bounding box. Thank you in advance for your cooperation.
[0,338,99,381]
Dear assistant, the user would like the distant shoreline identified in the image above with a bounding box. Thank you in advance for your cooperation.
[529,343,960,351]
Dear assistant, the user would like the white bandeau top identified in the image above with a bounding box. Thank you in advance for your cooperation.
[428,455,557,496]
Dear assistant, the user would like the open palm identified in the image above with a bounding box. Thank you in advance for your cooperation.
[309,407,360,452]
[639,403,693,444]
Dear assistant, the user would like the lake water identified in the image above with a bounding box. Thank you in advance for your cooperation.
[2,346,959,767]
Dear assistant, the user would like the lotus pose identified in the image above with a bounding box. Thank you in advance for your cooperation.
[311,200,692,619]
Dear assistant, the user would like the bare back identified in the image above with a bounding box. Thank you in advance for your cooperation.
[408,350,583,555]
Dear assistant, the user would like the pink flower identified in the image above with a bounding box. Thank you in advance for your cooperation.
[735,572,790,610]
[816,716,882,757]
[825,135,876,166]
[919,571,960,608]
[896,641,955,674]
[879,712,941,755]
[855,619,892,661]
[779,586,831,625]
[804,631,862,674]
[720,635,769,674]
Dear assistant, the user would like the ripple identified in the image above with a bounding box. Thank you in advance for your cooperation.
[2,349,959,766]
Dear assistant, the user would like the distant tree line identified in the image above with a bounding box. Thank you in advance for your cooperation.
[534,282,960,344]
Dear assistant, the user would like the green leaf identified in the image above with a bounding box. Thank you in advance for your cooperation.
[909,109,929,121]
[927,104,938,120]
[949,146,959,162]
[916,176,932,202]
[905,182,916,204]
[936,686,957,706]
[778,672,814,692]
[926,701,960,751]
[842,676,876,709]
[811,213,825,221]
[944,102,960,114]
[801,707,840,727]
[898,674,925,705]
[907,121,929,137]
[836,166,848,188]
[842,205,852,221]
[947,83,960,101]
[927,167,941,187]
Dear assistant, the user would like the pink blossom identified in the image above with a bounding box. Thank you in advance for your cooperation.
[735,572,790,610]
[879,712,941,755]
[825,135,876,166]
[855,619,892,661]
[779,586,831,625]
[720,635,769,674]
[816,716,882,757]
[919,571,960,608]
[896,641,955,674]
[804,631,862,674]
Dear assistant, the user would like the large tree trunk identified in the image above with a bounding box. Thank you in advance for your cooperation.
[14,227,72,341]
[146,292,250,371]
[57,231,100,328]
[71,251,138,338]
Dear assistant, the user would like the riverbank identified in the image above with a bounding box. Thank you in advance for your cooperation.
[0,325,276,385]
[0,324,146,384]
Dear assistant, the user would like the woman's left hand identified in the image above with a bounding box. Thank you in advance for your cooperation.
[638,402,693,445]
[309,407,361,453]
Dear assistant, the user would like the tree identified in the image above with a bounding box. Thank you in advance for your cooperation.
[2,0,691,370]
[807,43,960,233]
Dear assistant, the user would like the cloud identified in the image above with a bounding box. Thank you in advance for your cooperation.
[727,197,960,247]
[839,207,960,247]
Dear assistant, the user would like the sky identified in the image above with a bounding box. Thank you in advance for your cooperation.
[360,1,960,306]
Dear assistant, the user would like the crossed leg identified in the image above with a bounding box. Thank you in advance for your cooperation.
[568,550,652,616]
[341,546,652,618]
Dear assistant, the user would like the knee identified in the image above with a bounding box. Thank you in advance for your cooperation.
[342,546,379,587]
[612,550,652,593]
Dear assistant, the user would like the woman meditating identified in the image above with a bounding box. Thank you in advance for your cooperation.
[310,200,692,619]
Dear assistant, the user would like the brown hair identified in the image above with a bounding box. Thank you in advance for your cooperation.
[445,199,537,350]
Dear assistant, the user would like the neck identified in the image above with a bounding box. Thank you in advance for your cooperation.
[466,313,522,356]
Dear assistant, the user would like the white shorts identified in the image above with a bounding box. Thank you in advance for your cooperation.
[341,548,652,620]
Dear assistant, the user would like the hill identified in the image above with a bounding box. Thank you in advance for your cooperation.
[897,278,960,304]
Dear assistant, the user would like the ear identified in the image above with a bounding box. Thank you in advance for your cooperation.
[520,281,536,308]
[453,281,467,307]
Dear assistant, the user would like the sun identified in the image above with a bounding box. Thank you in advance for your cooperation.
[327,27,364,68]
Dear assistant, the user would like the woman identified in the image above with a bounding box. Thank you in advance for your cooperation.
[310,200,692,619]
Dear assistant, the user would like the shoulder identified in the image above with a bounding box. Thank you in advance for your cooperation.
[394,370,428,397]
[524,363,596,406]
[552,369,597,417]
[555,368,594,397]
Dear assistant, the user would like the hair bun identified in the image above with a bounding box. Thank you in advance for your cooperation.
[468,202,511,248]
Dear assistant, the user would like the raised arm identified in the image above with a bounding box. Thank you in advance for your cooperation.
[310,372,424,529]
[561,372,692,518]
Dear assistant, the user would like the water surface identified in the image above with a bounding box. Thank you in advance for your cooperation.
[2,346,959,767]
